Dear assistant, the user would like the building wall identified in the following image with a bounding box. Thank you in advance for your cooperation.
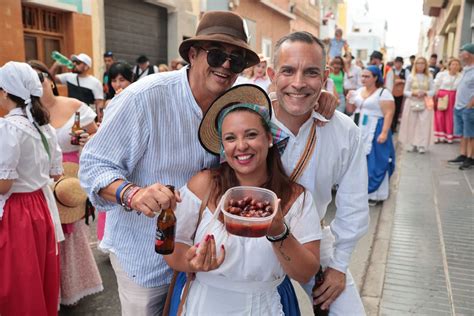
[291,0,320,36]
[233,0,291,60]
[0,0,26,65]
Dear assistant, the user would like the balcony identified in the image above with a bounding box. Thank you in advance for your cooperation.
[422,0,446,16]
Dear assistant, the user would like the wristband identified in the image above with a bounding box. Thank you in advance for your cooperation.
[115,181,131,205]
[266,222,290,243]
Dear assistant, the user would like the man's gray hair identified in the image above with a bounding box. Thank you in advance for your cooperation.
[273,31,326,71]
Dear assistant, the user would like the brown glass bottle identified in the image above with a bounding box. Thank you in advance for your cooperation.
[155,185,176,255]
[313,266,329,316]
[70,111,81,145]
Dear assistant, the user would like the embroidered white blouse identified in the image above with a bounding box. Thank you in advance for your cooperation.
[0,107,64,241]
[434,71,462,92]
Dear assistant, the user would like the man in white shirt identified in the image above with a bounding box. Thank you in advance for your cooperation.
[132,55,159,80]
[50,53,103,111]
[268,31,369,315]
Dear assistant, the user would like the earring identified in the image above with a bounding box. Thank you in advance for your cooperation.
[269,143,273,148]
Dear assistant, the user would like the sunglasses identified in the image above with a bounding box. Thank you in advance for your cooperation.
[72,60,83,65]
[197,47,247,74]
[37,72,49,83]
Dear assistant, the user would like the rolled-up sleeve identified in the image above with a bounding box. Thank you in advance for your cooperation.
[79,90,150,210]
[330,128,370,273]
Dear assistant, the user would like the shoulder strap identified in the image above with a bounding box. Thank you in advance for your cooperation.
[379,88,385,96]
[33,123,51,161]
[190,189,211,243]
[76,75,80,88]
[289,119,317,182]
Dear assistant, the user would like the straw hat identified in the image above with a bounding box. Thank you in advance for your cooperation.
[53,162,87,224]
[198,84,271,155]
[179,11,259,68]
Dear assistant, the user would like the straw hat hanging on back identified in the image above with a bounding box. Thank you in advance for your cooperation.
[53,162,88,224]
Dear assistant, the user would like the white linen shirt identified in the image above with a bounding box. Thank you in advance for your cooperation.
[272,110,369,273]
[79,67,218,287]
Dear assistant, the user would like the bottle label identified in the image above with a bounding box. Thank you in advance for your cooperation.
[155,229,165,246]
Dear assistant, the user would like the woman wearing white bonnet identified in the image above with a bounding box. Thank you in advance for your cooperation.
[0,61,64,316]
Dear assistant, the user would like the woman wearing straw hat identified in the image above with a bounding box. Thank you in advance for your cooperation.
[28,60,103,306]
[0,61,64,315]
[163,84,321,315]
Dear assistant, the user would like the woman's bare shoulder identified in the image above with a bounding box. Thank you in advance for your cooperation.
[187,169,213,200]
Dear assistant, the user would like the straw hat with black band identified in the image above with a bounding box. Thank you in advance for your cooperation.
[199,84,271,155]
[179,11,260,69]
[53,162,88,224]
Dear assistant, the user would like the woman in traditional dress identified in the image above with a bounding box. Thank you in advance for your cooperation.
[28,60,103,306]
[164,85,321,315]
[433,58,462,143]
[346,65,396,205]
[0,61,64,315]
[398,56,435,153]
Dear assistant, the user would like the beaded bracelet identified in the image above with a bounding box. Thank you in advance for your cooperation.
[121,184,139,211]
[125,186,141,210]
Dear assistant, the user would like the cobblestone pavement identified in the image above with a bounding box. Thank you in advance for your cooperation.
[380,143,474,316]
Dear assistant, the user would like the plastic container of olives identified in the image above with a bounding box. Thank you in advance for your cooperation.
[220,186,278,238]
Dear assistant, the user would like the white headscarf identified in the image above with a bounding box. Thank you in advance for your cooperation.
[0,61,43,123]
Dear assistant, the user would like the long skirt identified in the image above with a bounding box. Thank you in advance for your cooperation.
[169,273,300,316]
[0,190,59,316]
[434,89,457,142]
[368,118,395,195]
[59,151,103,305]
[398,97,434,149]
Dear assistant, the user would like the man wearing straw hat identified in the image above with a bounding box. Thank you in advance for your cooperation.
[268,31,369,315]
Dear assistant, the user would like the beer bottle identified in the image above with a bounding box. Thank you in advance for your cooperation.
[70,111,81,145]
[155,185,176,255]
[313,266,329,316]
[51,51,74,69]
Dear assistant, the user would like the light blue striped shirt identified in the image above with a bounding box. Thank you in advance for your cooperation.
[79,67,218,287]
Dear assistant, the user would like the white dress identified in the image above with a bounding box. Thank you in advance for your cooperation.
[353,88,395,201]
[55,102,96,154]
[175,185,322,316]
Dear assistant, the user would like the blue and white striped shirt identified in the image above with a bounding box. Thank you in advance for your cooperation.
[79,67,218,287]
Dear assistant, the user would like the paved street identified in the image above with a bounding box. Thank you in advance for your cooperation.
[379,143,474,315]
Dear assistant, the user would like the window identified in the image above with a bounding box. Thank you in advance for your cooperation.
[22,5,65,66]
[244,18,257,50]
[261,38,272,61]
[357,49,368,61]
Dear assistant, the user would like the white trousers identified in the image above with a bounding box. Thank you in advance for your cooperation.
[301,227,366,316]
[110,253,168,316]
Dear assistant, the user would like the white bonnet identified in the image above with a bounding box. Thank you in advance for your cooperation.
[0,61,43,103]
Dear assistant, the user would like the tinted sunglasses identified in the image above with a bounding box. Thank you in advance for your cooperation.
[198,47,247,74]
[37,72,49,83]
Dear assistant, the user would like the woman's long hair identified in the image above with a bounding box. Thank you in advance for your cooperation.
[27,60,59,96]
[209,108,301,213]
[412,57,430,77]
[7,93,50,126]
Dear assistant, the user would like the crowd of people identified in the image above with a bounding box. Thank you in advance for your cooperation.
[0,8,472,316]
[324,26,473,172]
